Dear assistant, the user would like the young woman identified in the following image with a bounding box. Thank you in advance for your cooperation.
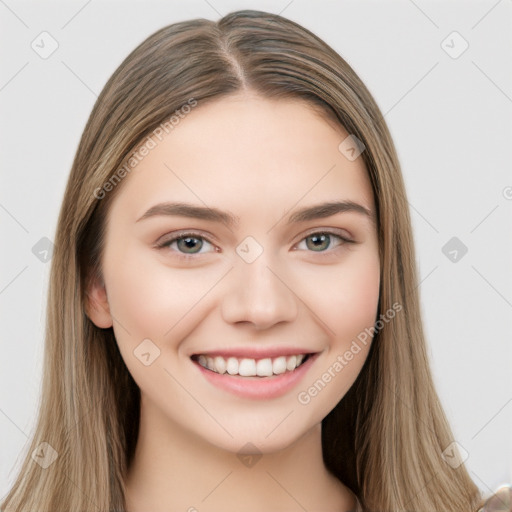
[2,9,508,512]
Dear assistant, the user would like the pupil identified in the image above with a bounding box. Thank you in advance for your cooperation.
[307,234,329,251]
[179,237,201,253]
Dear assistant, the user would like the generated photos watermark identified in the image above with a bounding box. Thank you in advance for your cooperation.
[93,98,198,200]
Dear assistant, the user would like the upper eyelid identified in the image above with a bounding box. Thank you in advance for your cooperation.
[295,226,354,242]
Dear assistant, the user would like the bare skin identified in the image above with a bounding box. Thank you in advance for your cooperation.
[86,92,379,511]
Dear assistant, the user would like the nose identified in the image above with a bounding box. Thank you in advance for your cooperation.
[220,255,299,330]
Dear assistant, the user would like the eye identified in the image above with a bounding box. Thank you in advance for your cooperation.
[155,232,216,259]
[294,231,355,253]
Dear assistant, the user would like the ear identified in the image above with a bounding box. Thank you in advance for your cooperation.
[84,274,113,329]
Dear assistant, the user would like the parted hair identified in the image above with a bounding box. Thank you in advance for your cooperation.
[1,9,483,512]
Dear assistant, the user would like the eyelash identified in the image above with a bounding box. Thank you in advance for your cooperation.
[155,229,356,260]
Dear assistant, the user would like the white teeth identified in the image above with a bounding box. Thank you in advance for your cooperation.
[214,356,227,374]
[286,355,297,371]
[226,357,239,375]
[272,356,287,375]
[256,358,273,377]
[238,358,256,377]
[196,353,308,376]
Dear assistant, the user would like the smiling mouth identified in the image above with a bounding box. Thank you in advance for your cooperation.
[191,353,312,377]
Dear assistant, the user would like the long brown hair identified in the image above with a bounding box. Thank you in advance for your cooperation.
[1,9,483,511]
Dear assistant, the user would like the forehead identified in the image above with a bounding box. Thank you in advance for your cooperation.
[108,94,374,224]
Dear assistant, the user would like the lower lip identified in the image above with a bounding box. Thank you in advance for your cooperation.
[192,354,319,400]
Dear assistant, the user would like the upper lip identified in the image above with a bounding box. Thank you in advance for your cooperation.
[191,347,319,359]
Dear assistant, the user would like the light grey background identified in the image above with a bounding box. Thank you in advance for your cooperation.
[1,0,511,501]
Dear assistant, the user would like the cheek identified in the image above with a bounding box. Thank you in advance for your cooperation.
[296,249,380,342]
[102,247,208,394]
[332,253,380,338]
[295,252,379,413]
[103,244,212,339]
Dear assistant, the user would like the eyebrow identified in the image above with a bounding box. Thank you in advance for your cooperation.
[136,200,375,228]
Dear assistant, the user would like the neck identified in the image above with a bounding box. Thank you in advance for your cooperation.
[124,395,357,512]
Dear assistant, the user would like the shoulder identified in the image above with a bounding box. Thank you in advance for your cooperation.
[477,484,511,512]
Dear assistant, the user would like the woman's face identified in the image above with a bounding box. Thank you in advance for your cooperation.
[87,93,380,453]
